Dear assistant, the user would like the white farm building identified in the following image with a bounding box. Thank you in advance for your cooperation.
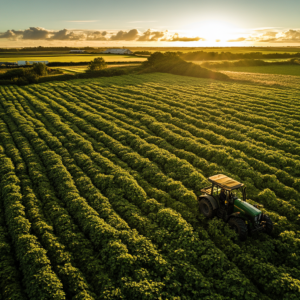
[69,50,86,53]
[102,49,133,55]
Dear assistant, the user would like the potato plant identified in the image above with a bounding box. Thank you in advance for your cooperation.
[1,73,300,300]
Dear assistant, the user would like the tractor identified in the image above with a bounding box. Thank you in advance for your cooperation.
[199,174,273,240]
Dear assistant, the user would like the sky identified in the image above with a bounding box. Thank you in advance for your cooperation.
[1,0,300,47]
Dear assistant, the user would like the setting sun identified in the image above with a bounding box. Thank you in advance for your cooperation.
[201,21,236,41]
[185,20,238,44]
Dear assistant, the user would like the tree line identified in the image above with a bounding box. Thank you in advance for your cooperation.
[180,51,300,60]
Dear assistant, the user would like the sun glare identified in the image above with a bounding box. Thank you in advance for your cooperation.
[190,20,237,43]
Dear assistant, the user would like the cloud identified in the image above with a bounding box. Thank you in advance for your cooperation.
[227,37,246,42]
[137,29,166,41]
[0,27,206,42]
[0,30,23,39]
[86,31,107,41]
[279,29,300,42]
[22,27,52,40]
[0,28,51,40]
[0,27,108,41]
[248,29,300,43]
[51,29,85,40]
[110,29,139,41]
[262,31,277,37]
[164,33,204,42]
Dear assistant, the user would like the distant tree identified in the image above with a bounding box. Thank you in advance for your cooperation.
[32,63,48,76]
[143,52,180,67]
[87,57,107,71]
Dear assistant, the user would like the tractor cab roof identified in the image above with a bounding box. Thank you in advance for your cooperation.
[208,174,244,190]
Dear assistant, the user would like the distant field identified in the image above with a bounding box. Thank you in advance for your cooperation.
[0,52,146,63]
[53,64,141,74]
[53,67,87,74]
[217,65,300,76]
[191,58,292,65]
[222,70,300,89]
[130,47,300,54]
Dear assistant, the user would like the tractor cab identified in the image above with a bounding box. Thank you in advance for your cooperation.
[206,174,245,201]
[199,174,273,240]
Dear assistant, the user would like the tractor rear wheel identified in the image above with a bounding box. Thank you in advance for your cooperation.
[199,198,215,219]
[228,217,248,241]
[262,214,273,235]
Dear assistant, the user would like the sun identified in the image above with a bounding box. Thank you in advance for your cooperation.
[189,20,237,42]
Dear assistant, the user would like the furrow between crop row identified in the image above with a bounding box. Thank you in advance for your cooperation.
[0,132,67,300]
[84,81,300,170]
[6,90,200,300]
[40,91,300,281]
[0,195,26,300]
[165,80,300,117]
[93,86,300,190]
[0,112,97,300]
[0,96,127,299]
[122,79,300,131]
[38,83,300,231]
[56,83,300,220]
[21,84,300,299]
[13,86,236,299]
[21,84,282,300]
[112,81,300,140]
[95,83,300,158]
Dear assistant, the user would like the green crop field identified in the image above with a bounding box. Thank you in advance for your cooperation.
[0,73,300,300]
[222,70,300,89]
[0,52,146,63]
[216,65,300,76]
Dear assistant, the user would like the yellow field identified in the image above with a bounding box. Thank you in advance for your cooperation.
[0,52,146,63]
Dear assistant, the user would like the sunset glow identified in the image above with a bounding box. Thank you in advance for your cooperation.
[193,21,237,42]
[1,0,300,47]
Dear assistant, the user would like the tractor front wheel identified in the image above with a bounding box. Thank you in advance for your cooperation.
[199,198,215,219]
[262,214,273,235]
[228,217,248,241]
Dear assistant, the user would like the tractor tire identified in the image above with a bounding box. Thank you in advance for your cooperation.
[199,198,215,219]
[262,214,273,235]
[228,217,248,241]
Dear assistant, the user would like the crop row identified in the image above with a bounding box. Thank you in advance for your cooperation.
[1,86,230,299]
[47,83,298,215]
[1,88,188,299]
[103,81,300,141]
[1,77,300,299]
[55,81,299,177]
[89,83,300,161]
[6,85,268,299]
[14,84,300,299]
[0,144,66,300]
[23,83,300,231]
[14,85,256,299]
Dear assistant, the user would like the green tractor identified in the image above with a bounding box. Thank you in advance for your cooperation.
[199,174,273,240]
